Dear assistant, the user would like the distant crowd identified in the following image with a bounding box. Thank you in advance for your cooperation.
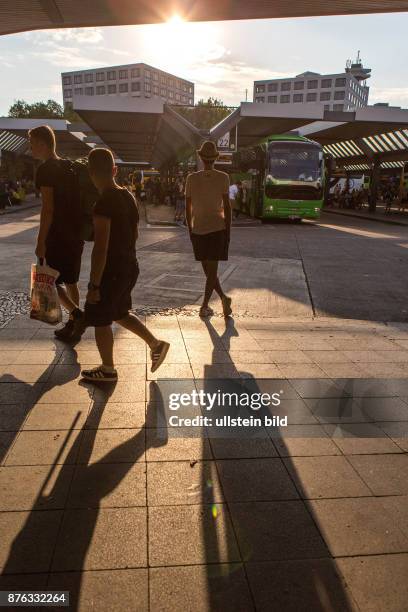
[328,180,408,213]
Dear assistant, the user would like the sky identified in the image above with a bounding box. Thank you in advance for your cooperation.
[0,12,407,115]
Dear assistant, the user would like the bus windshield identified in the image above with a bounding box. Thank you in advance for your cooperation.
[268,142,322,182]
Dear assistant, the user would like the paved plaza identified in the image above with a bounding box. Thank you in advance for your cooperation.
[0,206,407,611]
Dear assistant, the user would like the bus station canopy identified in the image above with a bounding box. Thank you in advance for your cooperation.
[0,117,93,158]
[73,96,202,167]
[2,0,408,35]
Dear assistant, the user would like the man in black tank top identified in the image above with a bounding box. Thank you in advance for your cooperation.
[82,148,170,382]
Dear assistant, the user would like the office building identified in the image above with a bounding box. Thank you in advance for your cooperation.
[61,62,194,107]
[253,55,370,111]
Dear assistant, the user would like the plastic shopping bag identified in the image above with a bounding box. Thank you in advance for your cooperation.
[30,260,62,325]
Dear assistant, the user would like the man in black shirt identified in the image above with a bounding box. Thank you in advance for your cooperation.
[82,148,169,382]
[29,125,85,341]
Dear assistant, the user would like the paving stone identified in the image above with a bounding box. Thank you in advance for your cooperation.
[304,350,351,364]
[0,351,21,365]
[278,364,329,379]
[210,436,277,459]
[148,504,240,566]
[380,496,408,539]
[337,554,408,612]
[192,364,240,379]
[217,458,299,502]
[283,456,371,499]
[289,379,347,398]
[85,402,146,429]
[78,428,145,464]
[246,559,357,612]
[92,381,145,403]
[310,498,408,556]
[267,398,317,425]
[52,507,147,571]
[23,403,90,431]
[272,424,341,457]
[229,500,328,561]
[149,564,254,612]
[14,350,61,365]
[146,428,212,461]
[38,380,94,404]
[320,363,368,378]
[0,509,62,573]
[358,397,408,422]
[359,363,406,378]
[0,364,53,384]
[347,454,408,495]
[237,363,283,378]
[0,464,74,510]
[48,568,148,612]
[323,423,403,454]
[5,429,82,466]
[147,460,223,506]
[333,378,401,397]
[305,397,373,424]
[0,404,30,431]
[68,462,146,508]
[0,432,15,464]
[0,573,48,589]
[0,382,43,405]
[187,349,232,364]
[377,421,408,451]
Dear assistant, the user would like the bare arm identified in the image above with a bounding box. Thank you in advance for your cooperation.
[90,215,110,286]
[223,193,232,236]
[186,196,193,234]
[36,186,54,258]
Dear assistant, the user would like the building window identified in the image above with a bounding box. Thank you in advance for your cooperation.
[119,83,128,93]
[183,84,188,92]
[107,70,116,80]
[145,82,151,92]
[189,98,193,105]
[108,84,117,94]
[62,76,71,85]
[294,81,304,90]
[160,76,166,84]
[131,67,140,78]
[168,79,174,88]
[119,69,128,79]
[281,82,291,91]
[334,90,345,100]
[189,86,193,94]
[64,89,72,98]
[85,87,94,96]
[335,77,346,87]
[255,84,265,93]
[85,73,93,83]
[333,103,344,111]
[160,88,166,96]
[268,95,277,103]
[73,74,82,84]
[267,83,278,92]
[280,95,290,103]
[321,79,332,88]
[182,95,187,103]
[175,93,180,101]
[74,87,83,95]
[153,85,159,94]
[153,72,158,81]
[169,91,174,99]
[324,104,330,111]
[293,94,303,102]
[256,97,265,103]
[307,80,318,89]
[145,69,151,79]
[306,93,317,101]
[96,72,105,81]
[320,92,331,101]
[131,81,140,92]
[96,85,105,95]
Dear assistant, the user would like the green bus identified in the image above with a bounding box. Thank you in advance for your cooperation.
[232,133,325,221]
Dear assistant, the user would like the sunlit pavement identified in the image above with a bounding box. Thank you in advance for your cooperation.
[0,209,407,610]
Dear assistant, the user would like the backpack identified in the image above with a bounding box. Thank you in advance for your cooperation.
[59,158,99,242]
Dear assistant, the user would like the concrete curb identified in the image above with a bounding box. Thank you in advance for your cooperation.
[324,208,408,227]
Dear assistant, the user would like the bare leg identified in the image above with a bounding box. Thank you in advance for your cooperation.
[95,325,114,367]
[116,312,159,349]
[201,261,225,300]
[202,260,221,307]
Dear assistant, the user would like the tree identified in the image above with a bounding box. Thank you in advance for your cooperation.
[8,99,80,122]
[175,97,232,130]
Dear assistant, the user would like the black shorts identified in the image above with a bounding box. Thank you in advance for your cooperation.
[191,229,229,261]
[85,260,139,327]
[45,240,84,285]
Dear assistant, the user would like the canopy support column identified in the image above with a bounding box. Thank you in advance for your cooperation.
[369,158,381,213]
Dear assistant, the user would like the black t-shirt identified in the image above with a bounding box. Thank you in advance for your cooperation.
[94,187,139,276]
[35,158,82,244]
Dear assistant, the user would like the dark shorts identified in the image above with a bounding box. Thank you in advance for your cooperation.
[45,240,84,285]
[85,260,139,327]
[191,229,229,261]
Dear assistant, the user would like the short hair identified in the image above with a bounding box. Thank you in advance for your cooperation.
[28,125,56,150]
[88,148,115,176]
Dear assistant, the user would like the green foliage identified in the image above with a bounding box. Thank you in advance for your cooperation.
[8,99,81,122]
[175,97,232,130]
